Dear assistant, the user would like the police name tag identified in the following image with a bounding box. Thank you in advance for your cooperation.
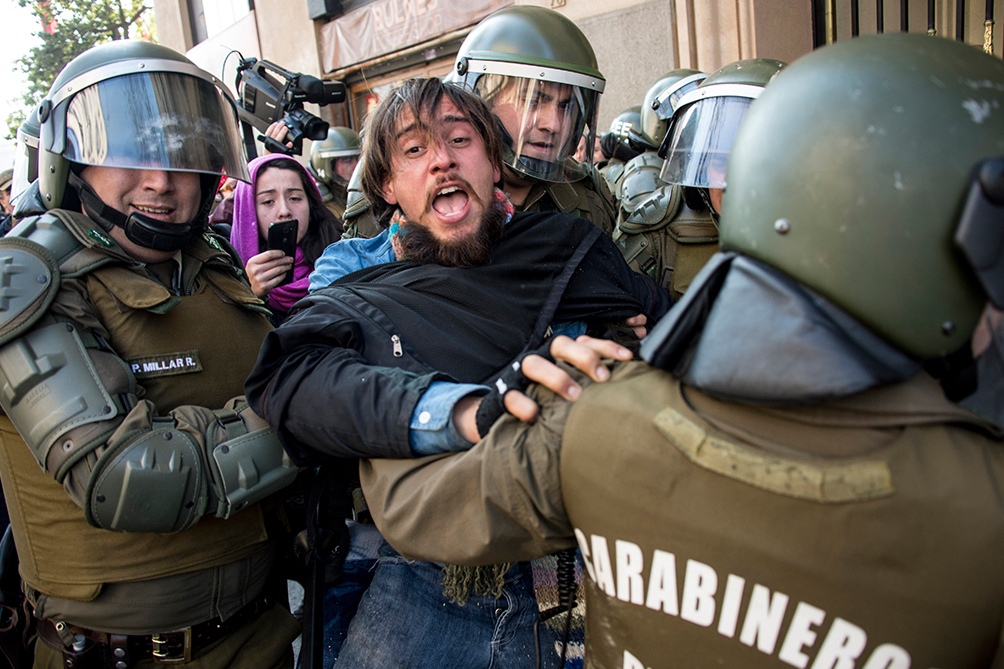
[128,350,203,379]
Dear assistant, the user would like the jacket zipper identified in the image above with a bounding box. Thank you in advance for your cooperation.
[391,334,403,357]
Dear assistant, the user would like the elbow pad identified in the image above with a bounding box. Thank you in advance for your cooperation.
[87,405,299,533]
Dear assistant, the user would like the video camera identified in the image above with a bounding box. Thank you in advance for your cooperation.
[235,57,347,156]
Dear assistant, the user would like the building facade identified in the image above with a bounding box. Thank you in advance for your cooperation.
[152,0,1003,154]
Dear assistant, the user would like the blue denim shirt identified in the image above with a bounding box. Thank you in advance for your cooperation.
[306,230,585,455]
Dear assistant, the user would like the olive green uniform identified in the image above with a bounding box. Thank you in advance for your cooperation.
[362,361,1004,668]
[517,169,617,238]
[318,180,347,222]
[612,152,718,300]
[0,210,299,667]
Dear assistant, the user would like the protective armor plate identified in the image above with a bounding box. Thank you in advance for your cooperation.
[0,238,60,347]
[87,427,206,533]
[621,186,682,234]
[617,152,668,214]
[209,427,299,518]
[0,322,117,469]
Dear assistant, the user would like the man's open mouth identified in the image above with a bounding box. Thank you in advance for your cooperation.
[431,185,471,216]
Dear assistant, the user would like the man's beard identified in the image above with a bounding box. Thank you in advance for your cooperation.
[397,201,507,268]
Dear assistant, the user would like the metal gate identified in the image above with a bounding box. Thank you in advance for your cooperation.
[811,0,1001,55]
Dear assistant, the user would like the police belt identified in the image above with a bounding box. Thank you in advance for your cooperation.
[38,594,271,666]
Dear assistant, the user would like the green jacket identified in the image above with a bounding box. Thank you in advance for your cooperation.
[363,361,1004,668]
[0,210,282,633]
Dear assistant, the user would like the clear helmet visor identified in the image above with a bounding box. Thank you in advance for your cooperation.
[476,74,598,182]
[651,74,706,126]
[659,95,754,189]
[10,130,38,205]
[60,71,250,182]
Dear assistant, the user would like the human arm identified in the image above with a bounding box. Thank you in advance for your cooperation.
[360,337,629,565]
[244,249,295,298]
[244,291,448,462]
[361,376,582,565]
[0,314,297,534]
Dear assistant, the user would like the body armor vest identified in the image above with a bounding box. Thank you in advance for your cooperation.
[0,210,276,600]
[561,361,1004,668]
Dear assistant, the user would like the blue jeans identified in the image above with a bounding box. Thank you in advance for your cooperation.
[331,539,545,668]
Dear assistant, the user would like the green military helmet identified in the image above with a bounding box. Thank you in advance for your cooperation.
[310,126,361,185]
[39,40,249,209]
[636,69,706,150]
[721,33,1004,359]
[11,107,40,204]
[659,58,785,189]
[343,156,369,221]
[608,105,642,143]
[454,5,605,182]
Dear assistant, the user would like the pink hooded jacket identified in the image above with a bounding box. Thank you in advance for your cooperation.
[230,153,321,315]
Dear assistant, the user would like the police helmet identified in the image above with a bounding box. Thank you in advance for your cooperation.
[343,155,370,222]
[37,40,249,251]
[659,58,785,189]
[635,69,707,150]
[721,33,1004,359]
[11,108,40,205]
[454,6,605,182]
[310,126,361,185]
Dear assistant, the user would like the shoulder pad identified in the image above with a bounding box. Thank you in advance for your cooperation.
[11,210,120,280]
[601,161,627,195]
[619,185,683,235]
[0,236,61,346]
[9,211,88,265]
[618,153,671,214]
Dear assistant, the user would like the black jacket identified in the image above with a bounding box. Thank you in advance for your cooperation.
[245,212,670,464]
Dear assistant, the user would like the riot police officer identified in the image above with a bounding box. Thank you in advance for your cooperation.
[360,33,1004,668]
[453,5,617,235]
[308,126,360,221]
[616,59,785,299]
[0,40,300,668]
[608,70,707,289]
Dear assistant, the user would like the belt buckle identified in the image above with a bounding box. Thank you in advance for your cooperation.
[151,628,192,664]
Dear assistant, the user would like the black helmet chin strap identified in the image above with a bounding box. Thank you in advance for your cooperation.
[68,171,200,252]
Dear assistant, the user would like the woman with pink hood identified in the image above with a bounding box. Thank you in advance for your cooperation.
[231,153,342,323]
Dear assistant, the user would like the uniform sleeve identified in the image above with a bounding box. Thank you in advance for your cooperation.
[0,293,292,534]
[360,380,579,565]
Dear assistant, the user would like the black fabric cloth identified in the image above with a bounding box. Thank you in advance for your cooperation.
[245,211,670,465]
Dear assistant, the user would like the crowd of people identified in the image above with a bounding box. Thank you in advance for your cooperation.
[0,4,1001,669]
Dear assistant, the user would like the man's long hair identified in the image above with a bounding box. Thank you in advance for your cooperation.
[360,77,505,223]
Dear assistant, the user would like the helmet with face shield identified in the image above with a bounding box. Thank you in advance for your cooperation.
[722,35,1004,359]
[659,59,785,192]
[310,126,361,186]
[635,69,706,151]
[454,6,605,183]
[11,108,40,208]
[37,40,250,251]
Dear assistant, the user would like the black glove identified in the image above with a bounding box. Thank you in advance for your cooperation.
[474,342,555,439]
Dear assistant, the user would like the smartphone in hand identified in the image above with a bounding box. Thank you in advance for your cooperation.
[267,220,298,286]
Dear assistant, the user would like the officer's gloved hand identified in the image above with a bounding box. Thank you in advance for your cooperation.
[475,341,556,439]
